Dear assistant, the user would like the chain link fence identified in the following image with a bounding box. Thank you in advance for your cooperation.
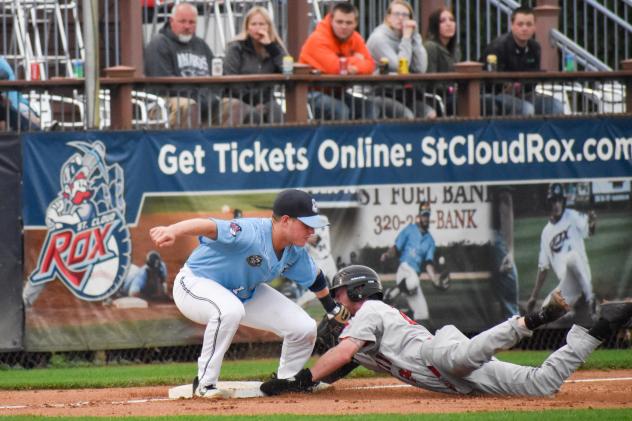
[1,328,629,369]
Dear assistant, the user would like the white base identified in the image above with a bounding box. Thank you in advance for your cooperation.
[169,381,264,399]
[168,380,332,399]
[112,296,148,309]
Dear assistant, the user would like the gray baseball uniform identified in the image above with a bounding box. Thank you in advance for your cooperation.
[340,300,601,396]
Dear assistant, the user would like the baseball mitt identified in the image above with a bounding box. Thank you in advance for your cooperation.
[314,309,349,355]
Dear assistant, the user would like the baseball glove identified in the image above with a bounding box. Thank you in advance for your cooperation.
[430,267,451,291]
[260,368,316,396]
[313,305,350,355]
[314,316,345,355]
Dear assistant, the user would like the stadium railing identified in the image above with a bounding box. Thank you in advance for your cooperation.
[2,61,630,132]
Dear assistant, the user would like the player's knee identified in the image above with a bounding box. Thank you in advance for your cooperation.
[530,379,561,396]
[221,306,245,326]
[287,316,317,343]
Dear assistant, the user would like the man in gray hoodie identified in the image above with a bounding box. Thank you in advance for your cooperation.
[144,2,241,127]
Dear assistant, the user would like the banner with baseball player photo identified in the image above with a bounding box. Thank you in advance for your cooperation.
[18,116,632,351]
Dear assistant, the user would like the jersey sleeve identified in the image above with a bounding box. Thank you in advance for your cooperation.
[537,230,550,270]
[198,218,249,250]
[284,248,319,288]
[340,302,384,344]
[394,225,410,251]
[572,209,590,239]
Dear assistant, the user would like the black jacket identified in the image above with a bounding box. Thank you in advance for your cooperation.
[480,32,541,72]
[223,37,284,104]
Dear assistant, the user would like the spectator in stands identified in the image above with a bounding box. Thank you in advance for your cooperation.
[479,6,564,116]
[367,0,434,118]
[0,56,41,130]
[144,2,242,127]
[223,6,285,123]
[423,6,460,115]
[299,2,412,120]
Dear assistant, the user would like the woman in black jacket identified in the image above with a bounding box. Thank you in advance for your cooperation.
[223,6,286,123]
[423,7,460,115]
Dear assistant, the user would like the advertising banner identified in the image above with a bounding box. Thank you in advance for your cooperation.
[21,117,632,351]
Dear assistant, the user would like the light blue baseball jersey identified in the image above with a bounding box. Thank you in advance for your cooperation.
[394,224,436,273]
[186,218,318,302]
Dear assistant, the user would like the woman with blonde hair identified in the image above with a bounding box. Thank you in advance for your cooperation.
[223,6,286,123]
[367,0,434,118]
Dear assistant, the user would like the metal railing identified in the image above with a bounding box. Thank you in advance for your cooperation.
[560,0,632,71]
[2,1,630,78]
[2,69,630,132]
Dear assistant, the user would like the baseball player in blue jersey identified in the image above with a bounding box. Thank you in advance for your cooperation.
[381,201,447,325]
[260,265,632,397]
[149,189,347,398]
[120,251,169,301]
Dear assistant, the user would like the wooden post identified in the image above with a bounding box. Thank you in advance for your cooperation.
[287,0,310,59]
[119,0,144,76]
[534,0,560,72]
[454,61,483,118]
[419,0,446,37]
[284,64,310,124]
[622,60,632,114]
[104,66,135,129]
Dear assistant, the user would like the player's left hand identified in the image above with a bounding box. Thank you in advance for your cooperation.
[150,226,176,248]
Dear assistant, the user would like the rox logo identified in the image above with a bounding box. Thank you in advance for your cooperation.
[28,140,131,302]
[31,223,116,288]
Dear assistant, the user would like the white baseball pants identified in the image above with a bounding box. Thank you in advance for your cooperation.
[396,262,429,321]
[172,265,317,388]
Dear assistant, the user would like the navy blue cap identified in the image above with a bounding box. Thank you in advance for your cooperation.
[419,201,431,216]
[273,189,328,228]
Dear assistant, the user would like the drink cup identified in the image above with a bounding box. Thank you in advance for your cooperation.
[339,57,348,75]
[282,55,294,76]
[212,57,223,76]
[30,61,41,80]
[398,57,409,74]
[72,59,84,78]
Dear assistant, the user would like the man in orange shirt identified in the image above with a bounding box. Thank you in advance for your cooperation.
[299,3,411,120]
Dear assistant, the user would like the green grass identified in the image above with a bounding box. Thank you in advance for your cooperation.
[2,409,632,420]
[1,349,630,390]
[141,193,277,214]
[514,210,632,300]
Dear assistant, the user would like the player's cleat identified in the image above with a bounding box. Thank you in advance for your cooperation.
[192,376,225,399]
[599,300,632,330]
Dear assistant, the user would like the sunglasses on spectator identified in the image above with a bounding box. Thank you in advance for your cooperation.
[390,11,411,18]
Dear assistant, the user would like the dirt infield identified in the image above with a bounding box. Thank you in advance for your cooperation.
[3,370,632,417]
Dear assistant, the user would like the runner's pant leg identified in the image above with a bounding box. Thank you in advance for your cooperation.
[422,317,530,377]
[466,325,601,396]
